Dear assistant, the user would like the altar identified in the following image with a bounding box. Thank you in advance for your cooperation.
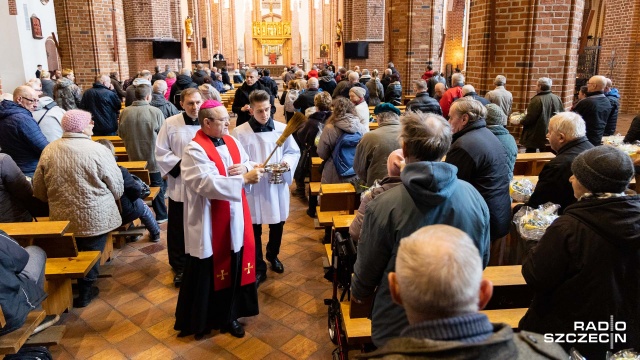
[252,20,291,65]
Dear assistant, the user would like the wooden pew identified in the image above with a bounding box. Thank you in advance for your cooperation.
[0,310,46,355]
[117,161,148,170]
[114,146,129,161]
[340,302,372,345]
[482,265,533,310]
[311,157,322,182]
[92,135,124,147]
[0,221,70,238]
[369,122,379,130]
[128,169,151,185]
[513,152,555,176]
[44,251,101,315]
[480,308,527,330]
[319,183,357,213]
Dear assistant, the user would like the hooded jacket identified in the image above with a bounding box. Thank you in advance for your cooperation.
[351,161,491,346]
[169,75,198,110]
[520,195,640,358]
[319,76,337,95]
[353,116,401,187]
[0,100,49,176]
[384,82,402,106]
[0,231,47,336]
[231,81,275,127]
[406,92,443,115]
[80,83,122,135]
[53,77,82,111]
[317,112,362,183]
[446,119,511,240]
[31,96,64,142]
[573,91,612,146]
[191,70,207,85]
[526,137,593,213]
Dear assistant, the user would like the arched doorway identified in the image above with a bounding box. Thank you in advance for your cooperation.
[45,36,61,72]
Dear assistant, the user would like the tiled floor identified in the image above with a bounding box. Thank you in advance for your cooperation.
[50,194,339,360]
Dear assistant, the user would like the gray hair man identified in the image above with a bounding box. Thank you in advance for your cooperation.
[434,82,446,101]
[462,84,491,106]
[439,73,465,118]
[359,225,567,359]
[525,112,593,213]
[150,79,180,119]
[351,111,490,347]
[406,80,442,115]
[485,75,513,119]
[80,74,122,135]
[520,77,564,152]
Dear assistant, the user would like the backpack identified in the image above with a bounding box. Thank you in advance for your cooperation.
[284,89,299,113]
[37,101,60,125]
[332,131,362,177]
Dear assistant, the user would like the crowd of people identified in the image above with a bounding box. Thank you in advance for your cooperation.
[0,59,638,358]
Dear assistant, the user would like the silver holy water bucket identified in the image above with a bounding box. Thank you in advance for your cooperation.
[264,163,290,184]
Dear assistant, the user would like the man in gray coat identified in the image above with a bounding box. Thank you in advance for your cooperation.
[149,80,180,119]
[354,103,402,187]
[520,77,564,152]
[119,84,168,223]
[485,75,513,120]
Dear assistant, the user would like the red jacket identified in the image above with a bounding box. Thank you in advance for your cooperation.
[308,69,319,78]
[439,86,463,118]
[421,70,434,80]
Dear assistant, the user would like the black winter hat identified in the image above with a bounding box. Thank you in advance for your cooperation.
[571,146,634,194]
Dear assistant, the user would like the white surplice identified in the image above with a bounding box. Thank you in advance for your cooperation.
[181,136,254,259]
[155,113,200,202]
[232,121,300,225]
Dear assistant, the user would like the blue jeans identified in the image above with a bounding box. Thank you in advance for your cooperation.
[20,246,46,290]
[150,172,167,221]
[138,200,160,237]
[75,233,108,284]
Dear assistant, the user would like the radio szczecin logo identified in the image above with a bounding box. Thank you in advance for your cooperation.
[544,316,626,349]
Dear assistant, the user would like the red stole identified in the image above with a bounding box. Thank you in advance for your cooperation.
[192,130,256,290]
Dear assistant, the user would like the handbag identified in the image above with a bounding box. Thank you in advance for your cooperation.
[294,147,311,182]
[131,174,151,199]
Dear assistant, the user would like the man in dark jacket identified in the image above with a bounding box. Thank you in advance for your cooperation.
[351,111,490,347]
[318,69,337,94]
[520,77,564,152]
[526,112,593,213]
[169,68,198,110]
[0,230,47,336]
[150,80,180,119]
[0,86,49,177]
[604,77,619,136]
[340,72,370,101]
[109,72,127,99]
[445,97,511,242]
[293,77,320,114]
[462,85,491,106]
[191,64,208,86]
[406,80,442,115]
[232,68,275,127]
[359,225,567,360]
[520,146,640,358]
[220,68,232,87]
[80,74,122,136]
[125,70,153,107]
[427,71,446,98]
[573,75,612,146]
[152,66,167,84]
[258,69,279,97]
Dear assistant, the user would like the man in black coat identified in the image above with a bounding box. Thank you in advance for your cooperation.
[80,74,122,136]
[462,85,491,106]
[340,72,369,101]
[169,68,198,110]
[318,69,337,94]
[151,66,166,84]
[258,69,279,97]
[232,68,275,127]
[573,75,612,146]
[406,80,442,115]
[445,97,511,242]
[293,77,320,114]
[526,112,593,214]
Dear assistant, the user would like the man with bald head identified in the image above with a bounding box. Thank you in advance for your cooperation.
[573,75,612,146]
[80,74,121,136]
[434,82,446,102]
[462,84,490,106]
[293,77,320,114]
[360,225,567,359]
[340,71,370,101]
[0,86,49,176]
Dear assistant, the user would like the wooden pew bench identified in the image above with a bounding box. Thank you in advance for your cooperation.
[44,251,101,315]
[513,152,555,176]
[340,302,372,345]
[92,135,124,147]
[319,183,357,213]
[482,265,533,310]
[0,309,44,355]
[311,157,322,182]
[309,182,321,196]
[114,146,129,162]
[480,308,528,330]
[117,161,148,170]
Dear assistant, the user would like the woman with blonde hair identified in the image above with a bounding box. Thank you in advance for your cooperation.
[164,71,177,100]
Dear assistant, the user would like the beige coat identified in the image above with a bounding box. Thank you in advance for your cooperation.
[33,133,124,237]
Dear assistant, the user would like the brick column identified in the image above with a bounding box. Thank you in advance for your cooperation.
[345,0,385,72]
[466,0,584,112]
[598,0,640,114]
[54,0,129,89]
[123,0,180,76]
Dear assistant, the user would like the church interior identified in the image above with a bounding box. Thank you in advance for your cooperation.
[1,0,640,358]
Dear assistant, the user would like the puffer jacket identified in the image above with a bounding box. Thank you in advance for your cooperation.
[0,100,49,176]
[0,154,33,222]
[118,101,165,173]
[520,195,640,358]
[150,93,180,119]
[33,133,124,237]
[119,166,145,224]
[31,96,64,142]
[0,231,47,336]
[405,92,442,115]
[53,77,82,110]
[80,83,121,135]
[164,77,176,100]
[317,113,362,183]
[349,176,401,242]
[604,88,620,136]
[384,82,402,105]
[366,78,384,106]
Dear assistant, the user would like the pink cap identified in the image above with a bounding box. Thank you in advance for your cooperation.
[201,99,223,110]
[61,109,92,133]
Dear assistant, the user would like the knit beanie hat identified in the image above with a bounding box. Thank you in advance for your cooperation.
[571,146,634,194]
[485,104,506,126]
[61,109,92,133]
[387,149,405,177]
[374,103,401,115]
[350,86,366,99]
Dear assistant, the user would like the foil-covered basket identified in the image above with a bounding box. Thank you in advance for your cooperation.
[264,163,290,184]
